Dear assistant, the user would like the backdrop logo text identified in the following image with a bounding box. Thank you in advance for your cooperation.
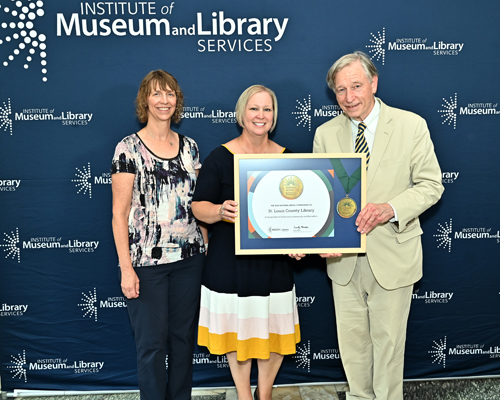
[56,4,289,53]
[366,27,465,65]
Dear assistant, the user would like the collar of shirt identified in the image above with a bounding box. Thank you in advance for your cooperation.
[350,97,381,151]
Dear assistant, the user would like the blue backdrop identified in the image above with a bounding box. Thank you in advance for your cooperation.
[1,0,500,392]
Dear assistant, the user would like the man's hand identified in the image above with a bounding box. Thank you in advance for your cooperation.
[356,203,395,234]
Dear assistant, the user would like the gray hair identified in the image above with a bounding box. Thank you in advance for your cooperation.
[326,51,379,92]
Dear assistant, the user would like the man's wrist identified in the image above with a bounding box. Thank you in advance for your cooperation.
[387,202,397,222]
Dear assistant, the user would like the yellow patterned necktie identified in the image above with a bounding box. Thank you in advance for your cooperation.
[355,122,370,168]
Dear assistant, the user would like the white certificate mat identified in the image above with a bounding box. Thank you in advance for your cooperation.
[249,170,331,238]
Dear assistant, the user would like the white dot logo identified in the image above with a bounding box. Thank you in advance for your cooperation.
[1,227,21,263]
[429,336,447,368]
[434,219,453,252]
[292,95,312,131]
[438,93,458,129]
[0,1,48,82]
[366,27,386,65]
[1,98,13,135]
[293,339,311,372]
[8,350,27,382]
[78,288,98,322]
[72,163,92,198]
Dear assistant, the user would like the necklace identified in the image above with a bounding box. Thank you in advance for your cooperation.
[238,136,271,154]
[146,127,174,146]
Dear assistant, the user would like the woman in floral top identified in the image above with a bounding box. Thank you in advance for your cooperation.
[111,70,206,400]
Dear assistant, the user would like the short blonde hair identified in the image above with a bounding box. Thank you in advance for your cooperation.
[326,51,379,92]
[135,70,184,124]
[235,85,278,133]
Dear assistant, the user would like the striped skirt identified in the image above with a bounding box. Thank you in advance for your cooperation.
[198,283,300,361]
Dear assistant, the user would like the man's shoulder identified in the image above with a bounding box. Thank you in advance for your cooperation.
[381,100,425,124]
[316,112,348,133]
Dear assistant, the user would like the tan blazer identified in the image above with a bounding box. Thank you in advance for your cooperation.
[313,99,444,290]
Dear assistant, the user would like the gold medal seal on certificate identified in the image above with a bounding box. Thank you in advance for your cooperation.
[279,175,304,200]
[337,196,357,218]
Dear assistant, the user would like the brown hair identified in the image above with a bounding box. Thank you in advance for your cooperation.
[135,70,184,123]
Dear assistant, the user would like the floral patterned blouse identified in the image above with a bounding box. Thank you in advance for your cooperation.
[111,133,204,267]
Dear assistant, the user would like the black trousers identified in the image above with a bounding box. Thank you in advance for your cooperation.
[126,253,204,400]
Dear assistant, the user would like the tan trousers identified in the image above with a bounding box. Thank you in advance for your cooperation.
[331,254,413,400]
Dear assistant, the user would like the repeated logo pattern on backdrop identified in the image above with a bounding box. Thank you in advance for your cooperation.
[1,0,499,392]
[429,337,500,369]
[365,27,465,65]
[292,95,343,132]
[438,93,500,129]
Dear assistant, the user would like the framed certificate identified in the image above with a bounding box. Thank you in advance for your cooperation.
[234,153,366,255]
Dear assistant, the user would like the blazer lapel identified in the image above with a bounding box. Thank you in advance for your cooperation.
[368,100,394,190]
[336,114,353,153]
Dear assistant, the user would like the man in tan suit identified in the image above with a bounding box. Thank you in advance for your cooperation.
[313,51,444,400]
